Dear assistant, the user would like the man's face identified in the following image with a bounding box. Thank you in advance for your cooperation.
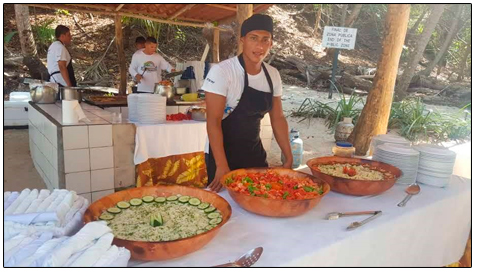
[144,42,157,54]
[241,30,272,64]
[61,31,72,46]
[136,42,145,50]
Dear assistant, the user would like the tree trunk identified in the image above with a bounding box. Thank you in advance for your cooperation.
[420,5,464,76]
[313,5,322,36]
[14,4,37,57]
[237,4,253,55]
[457,42,471,81]
[115,15,127,95]
[405,5,428,46]
[344,4,363,27]
[348,4,410,156]
[394,4,446,101]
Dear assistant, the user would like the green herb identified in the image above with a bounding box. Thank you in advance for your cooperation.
[318,186,324,195]
[293,185,298,190]
[248,184,258,195]
[282,191,289,199]
[303,186,315,192]
[242,177,254,184]
[278,180,284,185]
[225,177,233,186]
[265,184,272,190]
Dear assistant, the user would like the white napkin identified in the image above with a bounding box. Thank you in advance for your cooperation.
[46,190,68,212]
[4,192,19,211]
[36,191,60,212]
[4,236,35,263]
[25,189,51,213]
[30,237,70,267]
[16,236,65,267]
[13,189,38,214]
[92,245,119,267]
[4,191,11,200]
[4,212,59,225]
[69,233,115,267]
[4,232,53,267]
[5,189,31,215]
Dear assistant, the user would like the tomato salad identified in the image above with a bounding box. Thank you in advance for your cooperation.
[224,170,324,200]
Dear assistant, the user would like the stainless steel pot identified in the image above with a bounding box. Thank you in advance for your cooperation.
[61,87,82,103]
[154,84,174,101]
[30,85,57,104]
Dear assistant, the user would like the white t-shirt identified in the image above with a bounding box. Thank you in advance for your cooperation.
[201,56,283,153]
[201,56,282,119]
[128,50,173,93]
[47,41,71,86]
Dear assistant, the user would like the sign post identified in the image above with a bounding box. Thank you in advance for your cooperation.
[322,26,357,98]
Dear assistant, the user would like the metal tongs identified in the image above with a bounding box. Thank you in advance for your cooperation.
[326,210,382,231]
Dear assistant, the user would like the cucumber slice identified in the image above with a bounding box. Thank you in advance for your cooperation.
[178,195,190,203]
[188,198,201,206]
[207,212,220,219]
[205,225,214,231]
[209,218,222,225]
[107,207,122,214]
[204,206,216,213]
[99,213,114,221]
[142,196,154,203]
[197,202,210,210]
[155,197,166,203]
[129,198,143,206]
[117,201,130,209]
[166,195,178,201]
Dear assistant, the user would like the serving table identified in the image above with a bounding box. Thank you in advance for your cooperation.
[129,171,470,267]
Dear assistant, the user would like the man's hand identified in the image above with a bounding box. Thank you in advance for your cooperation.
[282,158,293,169]
[208,166,230,192]
[135,74,143,82]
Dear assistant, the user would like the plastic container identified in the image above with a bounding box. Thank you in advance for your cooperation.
[332,142,356,157]
[281,129,303,168]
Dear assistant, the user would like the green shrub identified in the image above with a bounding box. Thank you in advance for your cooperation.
[32,18,56,53]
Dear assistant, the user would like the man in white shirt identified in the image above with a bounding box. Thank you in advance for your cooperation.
[202,14,293,192]
[128,37,174,93]
[47,25,76,87]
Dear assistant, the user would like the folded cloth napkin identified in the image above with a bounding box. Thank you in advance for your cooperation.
[69,233,115,267]
[36,191,60,212]
[42,221,111,267]
[92,245,119,267]
[25,189,51,213]
[13,189,39,215]
[5,189,31,215]
[4,212,59,225]
[4,235,35,263]
[108,247,131,267]
[4,232,53,267]
[4,191,11,200]
[46,190,68,212]
[4,192,19,211]
[29,237,69,267]
[62,241,95,267]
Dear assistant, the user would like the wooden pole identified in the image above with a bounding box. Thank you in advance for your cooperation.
[237,4,253,54]
[348,4,410,155]
[115,15,127,95]
[213,28,220,63]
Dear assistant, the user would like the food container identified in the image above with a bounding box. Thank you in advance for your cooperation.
[154,84,174,101]
[61,87,82,103]
[30,84,58,104]
[332,142,355,157]
[307,156,402,196]
[189,107,206,121]
[175,87,187,95]
[181,93,198,102]
[220,168,330,217]
[83,185,232,261]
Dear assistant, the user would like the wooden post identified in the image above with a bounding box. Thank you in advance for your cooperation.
[213,28,220,63]
[348,4,410,155]
[237,4,253,55]
[115,15,127,95]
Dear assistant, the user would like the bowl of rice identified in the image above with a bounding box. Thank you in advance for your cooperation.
[306,156,402,196]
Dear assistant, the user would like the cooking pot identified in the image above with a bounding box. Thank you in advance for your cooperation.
[30,85,57,104]
[154,84,174,101]
[61,87,82,103]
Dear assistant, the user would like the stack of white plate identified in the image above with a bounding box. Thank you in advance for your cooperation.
[137,94,167,124]
[127,94,139,122]
[413,144,456,187]
[371,134,411,153]
[373,143,420,185]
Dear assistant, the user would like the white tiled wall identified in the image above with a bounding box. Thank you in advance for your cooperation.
[64,149,90,173]
[63,126,89,150]
[65,171,91,194]
[90,147,114,170]
[79,193,92,204]
[91,168,114,191]
[89,125,112,148]
[92,189,115,203]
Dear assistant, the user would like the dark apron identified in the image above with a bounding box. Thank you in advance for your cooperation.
[206,54,274,182]
[50,43,77,87]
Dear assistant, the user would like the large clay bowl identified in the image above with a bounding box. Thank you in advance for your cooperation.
[306,156,402,196]
[220,168,330,217]
[84,185,232,261]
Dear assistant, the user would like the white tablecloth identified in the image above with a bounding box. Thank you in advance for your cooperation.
[130,172,470,267]
[134,121,207,165]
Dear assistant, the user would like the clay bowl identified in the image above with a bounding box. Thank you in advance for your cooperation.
[220,168,330,217]
[83,185,232,261]
[306,156,402,196]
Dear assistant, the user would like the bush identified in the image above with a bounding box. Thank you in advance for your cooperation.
[32,18,56,53]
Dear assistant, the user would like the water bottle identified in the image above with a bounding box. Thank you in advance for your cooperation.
[281,129,304,168]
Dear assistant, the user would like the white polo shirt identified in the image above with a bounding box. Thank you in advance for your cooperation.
[47,41,71,86]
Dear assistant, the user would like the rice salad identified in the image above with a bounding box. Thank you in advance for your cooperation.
[316,163,387,180]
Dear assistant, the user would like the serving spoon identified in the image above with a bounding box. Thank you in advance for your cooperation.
[397,183,421,207]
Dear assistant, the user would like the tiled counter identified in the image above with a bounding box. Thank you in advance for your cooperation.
[28,102,136,204]
[28,101,273,203]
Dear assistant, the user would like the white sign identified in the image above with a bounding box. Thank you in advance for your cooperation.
[322,26,357,50]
